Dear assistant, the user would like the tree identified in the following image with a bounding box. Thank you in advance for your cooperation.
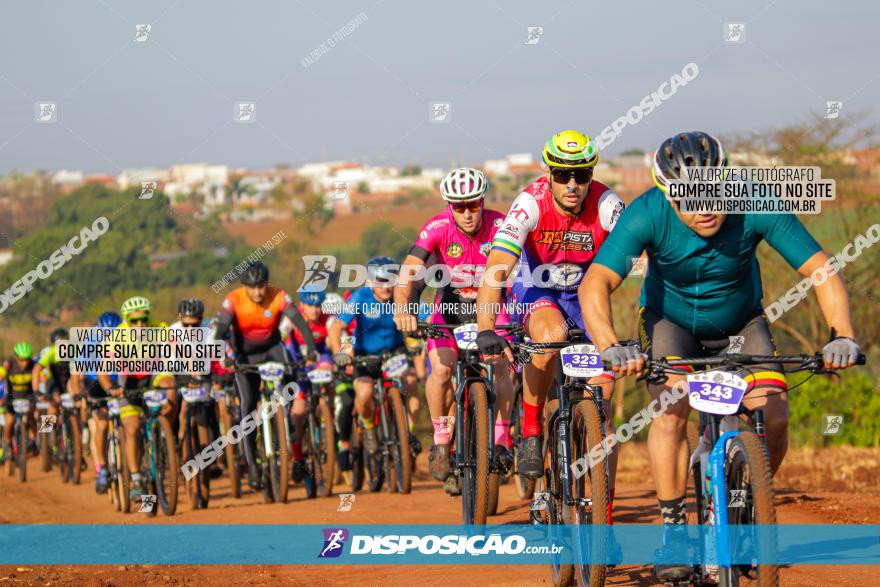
[361,222,418,261]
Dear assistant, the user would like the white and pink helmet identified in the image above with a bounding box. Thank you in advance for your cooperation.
[439,167,488,203]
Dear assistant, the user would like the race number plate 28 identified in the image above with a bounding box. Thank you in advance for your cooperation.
[560,344,604,378]
[687,371,748,416]
[453,323,479,350]
[382,354,408,379]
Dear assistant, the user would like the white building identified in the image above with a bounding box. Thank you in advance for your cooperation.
[52,170,83,186]
[117,168,170,190]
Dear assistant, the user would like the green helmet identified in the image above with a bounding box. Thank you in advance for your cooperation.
[13,341,33,359]
[121,296,152,319]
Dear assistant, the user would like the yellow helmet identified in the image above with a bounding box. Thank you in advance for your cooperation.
[542,130,599,169]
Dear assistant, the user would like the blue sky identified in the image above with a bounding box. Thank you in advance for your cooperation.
[1,0,877,173]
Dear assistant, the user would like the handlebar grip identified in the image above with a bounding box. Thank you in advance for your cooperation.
[857,353,867,365]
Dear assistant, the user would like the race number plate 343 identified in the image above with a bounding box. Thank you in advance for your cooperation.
[382,354,409,379]
[686,371,748,416]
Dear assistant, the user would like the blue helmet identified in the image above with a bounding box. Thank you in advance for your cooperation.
[299,290,327,306]
[98,311,123,328]
[366,256,398,282]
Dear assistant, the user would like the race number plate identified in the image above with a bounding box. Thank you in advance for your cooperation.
[453,323,479,350]
[60,393,75,409]
[12,399,31,414]
[560,344,604,377]
[143,390,168,408]
[181,386,209,403]
[107,399,121,416]
[210,389,227,402]
[382,354,409,379]
[687,371,748,416]
[258,362,285,381]
[36,401,50,411]
[307,369,333,384]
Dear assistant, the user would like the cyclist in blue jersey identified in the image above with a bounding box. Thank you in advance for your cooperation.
[580,131,861,582]
[69,311,122,494]
[327,256,419,457]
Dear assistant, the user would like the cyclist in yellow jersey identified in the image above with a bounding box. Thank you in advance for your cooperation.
[97,296,176,499]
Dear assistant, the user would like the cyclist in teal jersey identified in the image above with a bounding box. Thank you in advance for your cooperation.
[580,131,861,582]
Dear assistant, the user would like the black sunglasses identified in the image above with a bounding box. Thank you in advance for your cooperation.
[550,167,593,184]
[128,316,149,325]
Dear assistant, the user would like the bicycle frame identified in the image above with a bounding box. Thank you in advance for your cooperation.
[451,352,498,476]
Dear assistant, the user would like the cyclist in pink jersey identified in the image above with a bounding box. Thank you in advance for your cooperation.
[394,168,515,487]
[476,130,625,517]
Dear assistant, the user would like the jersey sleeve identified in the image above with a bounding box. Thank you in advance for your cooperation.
[409,218,444,262]
[491,191,540,259]
[337,289,360,326]
[592,193,654,278]
[753,213,822,269]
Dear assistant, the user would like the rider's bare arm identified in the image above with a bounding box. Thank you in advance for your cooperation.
[394,254,426,330]
[327,318,346,355]
[476,250,518,333]
[797,251,855,339]
[580,263,626,351]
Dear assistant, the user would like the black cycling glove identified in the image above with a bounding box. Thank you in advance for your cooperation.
[476,330,508,357]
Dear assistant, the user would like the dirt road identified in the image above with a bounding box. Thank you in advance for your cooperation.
[0,443,877,586]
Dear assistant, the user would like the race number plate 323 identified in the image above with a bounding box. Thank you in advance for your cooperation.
[687,371,748,416]
[560,344,604,377]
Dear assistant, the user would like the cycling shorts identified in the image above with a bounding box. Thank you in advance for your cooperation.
[510,283,585,332]
[638,308,787,392]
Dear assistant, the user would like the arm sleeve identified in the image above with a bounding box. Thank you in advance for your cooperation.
[597,189,626,231]
[491,191,540,259]
[754,213,822,269]
[213,296,235,342]
[282,304,317,356]
[592,195,654,278]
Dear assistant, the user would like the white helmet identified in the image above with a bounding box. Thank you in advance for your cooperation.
[439,167,488,202]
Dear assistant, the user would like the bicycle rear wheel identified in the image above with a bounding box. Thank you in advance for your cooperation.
[461,381,490,525]
[720,431,778,587]
[388,388,412,494]
[59,417,71,484]
[569,400,608,587]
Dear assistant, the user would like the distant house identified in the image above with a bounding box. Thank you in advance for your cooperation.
[149,247,228,270]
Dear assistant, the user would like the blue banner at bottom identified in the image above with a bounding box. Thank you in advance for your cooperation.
[0,525,877,565]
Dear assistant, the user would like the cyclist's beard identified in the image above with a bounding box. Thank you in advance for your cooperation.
[454,214,483,236]
[552,186,587,215]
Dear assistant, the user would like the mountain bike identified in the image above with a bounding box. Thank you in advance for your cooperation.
[86,395,130,513]
[180,379,217,509]
[125,388,179,516]
[349,351,413,494]
[211,381,245,499]
[56,392,83,484]
[3,397,31,482]
[235,362,292,504]
[517,329,610,587]
[642,351,865,587]
[301,366,336,498]
[416,321,519,525]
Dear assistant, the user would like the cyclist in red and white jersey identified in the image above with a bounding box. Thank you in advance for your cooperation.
[394,168,516,487]
[476,131,624,508]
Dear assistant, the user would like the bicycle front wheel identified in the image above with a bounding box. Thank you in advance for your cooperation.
[154,417,179,516]
[569,400,608,587]
[310,397,336,498]
[388,387,412,494]
[461,381,490,525]
[269,409,290,503]
[720,431,778,587]
[17,419,27,482]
